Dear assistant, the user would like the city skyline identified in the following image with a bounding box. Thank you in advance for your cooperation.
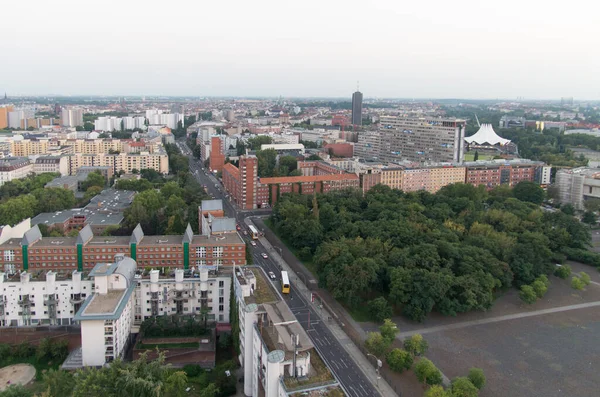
[2,0,599,100]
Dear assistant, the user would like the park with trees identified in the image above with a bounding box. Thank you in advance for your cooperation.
[270,181,599,322]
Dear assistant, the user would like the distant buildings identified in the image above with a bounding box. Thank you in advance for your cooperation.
[351,91,363,126]
[0,105,13,129]
[145,110,184,129]
[61,108,84,127]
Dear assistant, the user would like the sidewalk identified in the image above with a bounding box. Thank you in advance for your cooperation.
[247,218,398,397]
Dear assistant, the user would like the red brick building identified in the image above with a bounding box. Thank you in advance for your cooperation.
[209,136,225,173]
[223,156,259,210]
[323,143,354,158]
[465,161,539,189]
[259,174,359,206]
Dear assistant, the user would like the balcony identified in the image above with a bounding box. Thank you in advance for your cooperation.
[70,294,84,304]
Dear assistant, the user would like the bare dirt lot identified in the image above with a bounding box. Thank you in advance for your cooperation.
[360,265,600,397]
[0,364,36,391]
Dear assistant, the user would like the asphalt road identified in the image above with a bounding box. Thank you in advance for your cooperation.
[178,140,381,397]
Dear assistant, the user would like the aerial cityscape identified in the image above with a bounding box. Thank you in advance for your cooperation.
[1,1,600,397]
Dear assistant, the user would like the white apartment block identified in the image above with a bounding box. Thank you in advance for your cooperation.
[61,108,84,127]
[68,151,169,175]
[135,267,231,325]
[74,255,136,366]
[0,270,92,327]
[235,267,318,397]
[0,157,33,186]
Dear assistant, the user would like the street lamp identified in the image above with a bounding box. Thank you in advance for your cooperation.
[366,353,382,389]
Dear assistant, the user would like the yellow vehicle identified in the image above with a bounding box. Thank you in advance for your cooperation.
[281,271,290,294]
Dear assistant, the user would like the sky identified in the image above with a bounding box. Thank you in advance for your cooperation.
[2,0,599,99]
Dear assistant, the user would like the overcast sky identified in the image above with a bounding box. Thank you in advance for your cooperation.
[2,0,598,99]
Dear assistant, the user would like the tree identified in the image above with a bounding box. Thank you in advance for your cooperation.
[584,198,600,212]
[425,385,450,397]
[512,181,544,205]
[247,135,273,150]
[450,377,479,397]
[42,368,75,397]
[554,264,571,279]
[386,348,413,373]
[414,358,443,386]
[367,297,393,323]
[81,171,106,191]
[519,285,537,304]
[473,151,479,161]
[84,186,103,202]
[571,276,585,290]
[403,333,429,357]
[582,211,597,225]
[33,188,76,212]
[165,371,188,397]
[561,204,575,216]
[379,319,398,344]
[467,368,486,390]
[364,332,390,357]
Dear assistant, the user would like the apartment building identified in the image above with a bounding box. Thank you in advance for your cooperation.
[355,131,383,159]
[223,156,259,210]
[68,150,168,175]
[464,159,546,189]
[235,266,331,397]
[209,136,225,172]
[259,174,359,206]
[33,156,69,176]
[0,211,245,274]
[0,157,33,186]
[555,167,600,210]
[378,116,467,164]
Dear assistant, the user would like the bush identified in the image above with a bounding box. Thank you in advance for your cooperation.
[451,377,479,397]
[414,358,443,386]
[531,280,548,298]
[0,343,12,360]
[571,277,585,290]
[519,285,537,304]
[554,264,571,279]
[579,272,591,286]
[0,384,33,397]
[12,342,35,359]
[561,247,600,267]
[183,364,203,378]
[468,367,486,390]
[386,348,413,373]
[367,297,393,323]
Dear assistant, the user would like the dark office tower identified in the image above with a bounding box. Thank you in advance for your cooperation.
[351,90,363,126]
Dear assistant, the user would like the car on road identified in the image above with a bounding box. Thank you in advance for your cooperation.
[250,241,256,246]
[268,271,276,280]
[236,224,241,231]
[243,231,247,235]
[261,253,268,259]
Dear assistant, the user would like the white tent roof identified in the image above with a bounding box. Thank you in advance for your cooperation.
[465,124,510,146]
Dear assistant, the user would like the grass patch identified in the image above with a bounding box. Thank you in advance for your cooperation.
[136,342,199,349]
[346,303,373,322]
[463,152,495,161]
[250,268,277,304]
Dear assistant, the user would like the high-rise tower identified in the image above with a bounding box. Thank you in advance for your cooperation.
[351,86,363,126]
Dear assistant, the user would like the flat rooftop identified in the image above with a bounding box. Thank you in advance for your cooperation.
[138,235,184,246]
[84,289,125,315]
[87,236,131,246]
[191,233,244,245]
